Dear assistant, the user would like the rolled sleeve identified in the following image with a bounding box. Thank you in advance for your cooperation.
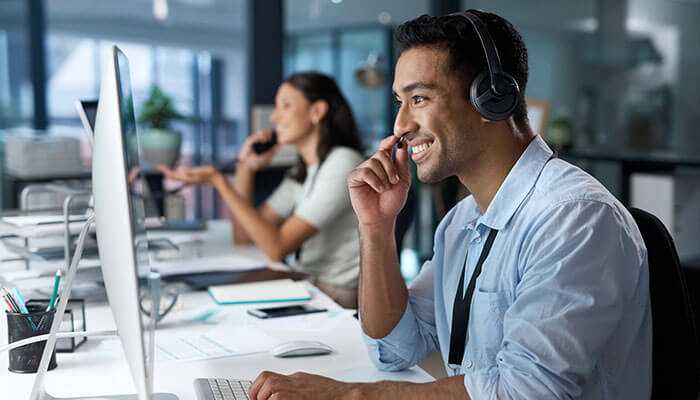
[363,260,439,372]
[363,304,423,371]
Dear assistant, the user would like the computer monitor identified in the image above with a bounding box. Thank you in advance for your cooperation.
[92,45,176,400]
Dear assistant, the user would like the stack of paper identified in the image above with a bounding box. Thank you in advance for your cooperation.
[0,214,93,238]
[150,254,266,277]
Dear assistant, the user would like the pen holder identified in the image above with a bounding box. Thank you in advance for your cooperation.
[6,304,58,373]
[27,298,86,352]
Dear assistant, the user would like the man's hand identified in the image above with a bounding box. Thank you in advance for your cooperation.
[237,129,280,172]
[347,135,411,227]
[157,165,222,185]
[249,371,356,400]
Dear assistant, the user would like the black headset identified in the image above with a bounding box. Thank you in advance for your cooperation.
[450,10,520,121]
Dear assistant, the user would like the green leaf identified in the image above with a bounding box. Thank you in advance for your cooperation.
[137,85,185,130]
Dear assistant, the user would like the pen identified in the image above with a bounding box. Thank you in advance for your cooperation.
[11,287,39,330]
[1,289,18,313]
[12,288,30,314]
[47,269,62,311]
[1,287,20,313]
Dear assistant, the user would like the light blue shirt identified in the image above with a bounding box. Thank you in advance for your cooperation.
[364,135,651,399]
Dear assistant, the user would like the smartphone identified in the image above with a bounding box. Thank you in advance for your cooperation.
[252,130,278,154]
[247,304,327,319]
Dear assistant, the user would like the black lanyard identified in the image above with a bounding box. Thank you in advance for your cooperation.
[448,228,498,366]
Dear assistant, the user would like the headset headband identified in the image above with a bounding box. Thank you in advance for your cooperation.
[450,10,505,95]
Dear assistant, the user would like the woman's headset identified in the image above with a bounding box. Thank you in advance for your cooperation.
[450,10,520,121]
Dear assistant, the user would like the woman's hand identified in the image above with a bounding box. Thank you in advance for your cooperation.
[237,129,280,172]
[157,165,223,186]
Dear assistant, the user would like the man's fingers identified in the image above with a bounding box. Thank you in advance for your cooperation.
[250,371,275,399]
[378,134,400,151]
[373,150,399,184]
[255,376,282,400]
[364,158,392,190]
[348,167,387,193]
[395,145,411,181]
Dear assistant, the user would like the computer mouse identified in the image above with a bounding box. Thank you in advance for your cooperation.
[270,340,334,358]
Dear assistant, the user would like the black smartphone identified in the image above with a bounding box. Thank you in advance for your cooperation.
[252,130,278,154]
[247,304,327,319]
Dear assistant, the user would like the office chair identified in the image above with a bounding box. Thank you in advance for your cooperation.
[395,184,417,252]
[629,207,700,399]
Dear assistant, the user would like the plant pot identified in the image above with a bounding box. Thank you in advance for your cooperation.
[139,128,182,169]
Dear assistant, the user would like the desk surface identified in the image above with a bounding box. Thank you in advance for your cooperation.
[0,220,433,399]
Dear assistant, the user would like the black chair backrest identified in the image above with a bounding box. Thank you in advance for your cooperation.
[629,207,700,399]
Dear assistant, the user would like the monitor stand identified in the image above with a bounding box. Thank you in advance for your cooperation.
[29,214,179,400]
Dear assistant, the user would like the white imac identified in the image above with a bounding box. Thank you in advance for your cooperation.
[21,46,176,400]
[90,46,177,400]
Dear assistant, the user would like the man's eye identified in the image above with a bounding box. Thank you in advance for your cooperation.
[393,98,403,108]
[412,96,426,104]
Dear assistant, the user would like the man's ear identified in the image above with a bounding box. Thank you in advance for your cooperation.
[310,100,329,124]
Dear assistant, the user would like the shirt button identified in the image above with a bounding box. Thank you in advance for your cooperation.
[465,359,473,369]
[474,236,481,244]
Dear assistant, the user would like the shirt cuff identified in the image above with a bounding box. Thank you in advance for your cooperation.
[363,304,419,371]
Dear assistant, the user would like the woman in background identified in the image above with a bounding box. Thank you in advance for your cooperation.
[159,72,364,308]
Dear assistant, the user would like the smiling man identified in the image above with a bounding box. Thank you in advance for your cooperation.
[249,10,651,400]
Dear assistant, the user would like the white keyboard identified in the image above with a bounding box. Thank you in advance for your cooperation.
[194,378,252,400]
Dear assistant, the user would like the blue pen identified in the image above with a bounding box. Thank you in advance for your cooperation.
[11,287,38,330]
[47,269,62,311]
[11,288,29,314]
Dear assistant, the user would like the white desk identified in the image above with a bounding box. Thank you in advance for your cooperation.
[0,220,433,399]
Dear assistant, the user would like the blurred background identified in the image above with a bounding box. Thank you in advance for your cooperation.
[1,0,699,278]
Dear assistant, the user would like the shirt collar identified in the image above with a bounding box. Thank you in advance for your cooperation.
[466,135,553,231]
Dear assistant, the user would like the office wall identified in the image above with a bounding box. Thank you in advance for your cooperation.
[45,0,249,129]
[461,0,700,156]
[629,0,700,154]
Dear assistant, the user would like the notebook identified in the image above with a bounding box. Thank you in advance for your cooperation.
[208,279,311,305]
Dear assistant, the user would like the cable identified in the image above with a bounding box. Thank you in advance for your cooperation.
[0,330,117,353]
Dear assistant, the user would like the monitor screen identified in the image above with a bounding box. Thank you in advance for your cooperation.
[114,47,155,391]
[115,50,149,250]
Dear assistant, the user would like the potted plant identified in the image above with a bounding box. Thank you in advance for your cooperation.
[137,85,184,169]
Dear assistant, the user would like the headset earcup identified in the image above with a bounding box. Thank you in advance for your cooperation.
[469,71,519,121]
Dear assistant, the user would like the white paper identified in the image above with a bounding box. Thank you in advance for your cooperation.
[150,253,266,277]
[155,325,282,362]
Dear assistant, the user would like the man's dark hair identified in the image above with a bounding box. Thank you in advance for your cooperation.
[395,10,530,132]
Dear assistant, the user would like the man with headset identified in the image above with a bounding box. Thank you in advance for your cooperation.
[249,10,651,399]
